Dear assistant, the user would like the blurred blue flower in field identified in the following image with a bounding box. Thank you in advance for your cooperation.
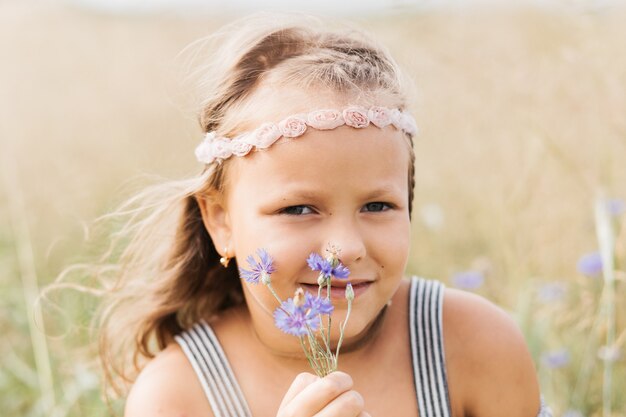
[606,198,625,217]
[562,410,584,417]
[451,271,484,290]
[541,349,570,369]
[538,282,567,303]
[576,252,602,278]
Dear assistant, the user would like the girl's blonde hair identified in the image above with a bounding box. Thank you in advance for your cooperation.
[90,12,417,396]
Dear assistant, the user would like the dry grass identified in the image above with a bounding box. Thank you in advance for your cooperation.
[1,2,625,416]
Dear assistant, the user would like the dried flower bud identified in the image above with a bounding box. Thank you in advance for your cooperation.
[317,273,327,286]
[345,283,354,301]
[325,244,341,267]
[261,271,271,286]
[293,288,305,307]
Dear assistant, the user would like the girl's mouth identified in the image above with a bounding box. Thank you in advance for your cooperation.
[300,281,373,300]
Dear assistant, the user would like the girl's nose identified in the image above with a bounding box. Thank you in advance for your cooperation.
[324,220,366,265]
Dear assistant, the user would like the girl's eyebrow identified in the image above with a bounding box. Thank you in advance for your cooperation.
[265,185,402,202]
[265,188,324,202]
[361,186,402,200]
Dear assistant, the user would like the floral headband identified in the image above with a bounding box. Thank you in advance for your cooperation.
[194,105,418,165]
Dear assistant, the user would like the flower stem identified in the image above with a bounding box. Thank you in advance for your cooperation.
[317,315,332,353]
[335,297,352,365]
[299,337,316,373]
[265,282,284,306]
[595,195,616,417]
[2,152,56,410]
[326,279,332,360]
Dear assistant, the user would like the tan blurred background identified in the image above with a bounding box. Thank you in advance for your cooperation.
[1,1,625,416]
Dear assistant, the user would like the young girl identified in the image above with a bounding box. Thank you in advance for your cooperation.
[100,12,552,417]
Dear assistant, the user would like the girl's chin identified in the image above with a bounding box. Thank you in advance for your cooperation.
[332,308,387,349]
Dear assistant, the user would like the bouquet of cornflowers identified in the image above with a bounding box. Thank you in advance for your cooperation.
[239,246,354,377]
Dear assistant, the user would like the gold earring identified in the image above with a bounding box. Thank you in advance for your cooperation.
[220,247,231,268]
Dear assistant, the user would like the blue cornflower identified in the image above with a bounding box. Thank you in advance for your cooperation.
[576,251,603,278]
[306,253,350,279]
[537,282,567,303]
[606,198,625,217]
[274,292,333,336]
[450,270,484,290]
[303,292,334,315]
[238,248,276,284]
[541,349,570,369]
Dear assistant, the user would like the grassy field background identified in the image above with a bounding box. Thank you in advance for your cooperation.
[1,2,625,416]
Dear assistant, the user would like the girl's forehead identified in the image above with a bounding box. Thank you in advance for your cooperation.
[229,125,410,194]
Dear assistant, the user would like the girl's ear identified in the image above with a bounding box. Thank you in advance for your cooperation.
[195,194,232,255]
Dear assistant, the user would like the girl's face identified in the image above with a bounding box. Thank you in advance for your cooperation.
[208,122,412,343]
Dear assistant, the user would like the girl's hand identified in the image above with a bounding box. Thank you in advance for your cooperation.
[277,371,370,417]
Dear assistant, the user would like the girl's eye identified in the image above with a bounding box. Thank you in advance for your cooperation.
[362,202,392,212]
[279,205,314,216]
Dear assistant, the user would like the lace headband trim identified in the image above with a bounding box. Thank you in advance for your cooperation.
[195,105,418,165]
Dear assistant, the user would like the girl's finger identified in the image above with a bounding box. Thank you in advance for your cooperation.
[278,372,319,410]
[313,390,364,417]
[280,372,353,417]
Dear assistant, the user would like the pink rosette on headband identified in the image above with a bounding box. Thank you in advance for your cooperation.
[250,122,282,149]
[343,106,370,129]
[211,138,233,161]
[368,106,393,128]
[230,137,253,157]
[307,109,345,130]
[278,115,308,138]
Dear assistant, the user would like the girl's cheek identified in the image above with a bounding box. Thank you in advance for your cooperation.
[260,220,319,247]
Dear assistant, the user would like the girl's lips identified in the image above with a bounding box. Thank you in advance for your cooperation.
[300,281,373,300]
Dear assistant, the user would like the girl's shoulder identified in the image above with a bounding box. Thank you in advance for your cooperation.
[440,284,542,417]
[124,342,213,417]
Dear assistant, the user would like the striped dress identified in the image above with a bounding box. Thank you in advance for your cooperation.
[175,277,552,417]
